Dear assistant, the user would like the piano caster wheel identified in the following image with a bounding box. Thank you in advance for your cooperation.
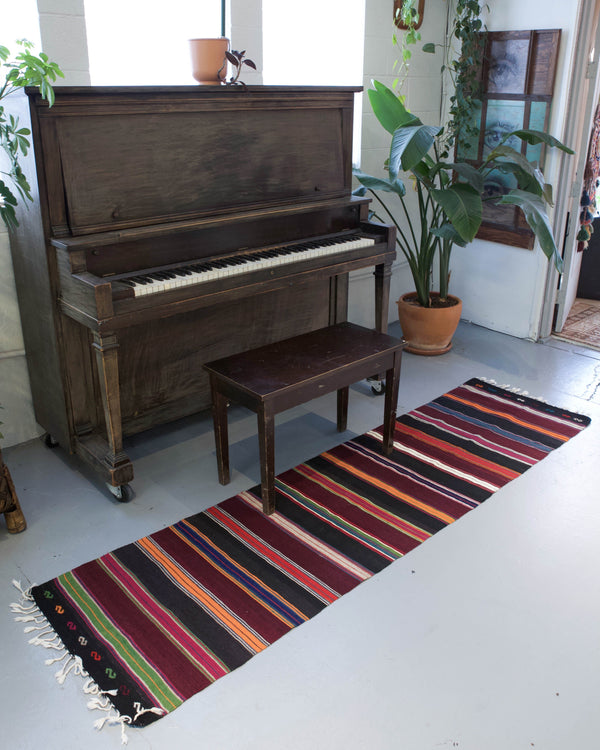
[368,378,386,396]
[106,483,133,503]
[43,433,59,448]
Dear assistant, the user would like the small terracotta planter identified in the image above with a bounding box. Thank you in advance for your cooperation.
[189,38,229,84]
[396,292,462,355]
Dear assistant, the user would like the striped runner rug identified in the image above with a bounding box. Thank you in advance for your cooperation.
[12,378,590,739]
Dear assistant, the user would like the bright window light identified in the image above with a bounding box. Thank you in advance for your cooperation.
[84,0,222,85]
[262,0,366,163]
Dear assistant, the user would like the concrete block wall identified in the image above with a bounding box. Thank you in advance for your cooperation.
[353,0,447,325]
[229,0,263,84]
[36,0,91,85]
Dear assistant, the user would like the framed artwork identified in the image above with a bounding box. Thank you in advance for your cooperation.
[394,0,425,30]
[456,29,561,249]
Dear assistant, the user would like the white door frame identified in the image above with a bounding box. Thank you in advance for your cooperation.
[540,0,600,337]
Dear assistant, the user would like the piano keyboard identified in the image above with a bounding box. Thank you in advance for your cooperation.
[120,234,376,297]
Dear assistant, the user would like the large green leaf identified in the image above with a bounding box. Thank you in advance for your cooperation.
[431,183,482,242]
[353,169,406,197]
[442,162,485,193]
[504,129,574,154]
[368,80,420,134]
[390,124,440,174]
[485,144,555,204]
[430,222,468,247]
[497,189,563,272]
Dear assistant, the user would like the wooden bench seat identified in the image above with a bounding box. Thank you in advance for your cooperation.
[203,322,404,514]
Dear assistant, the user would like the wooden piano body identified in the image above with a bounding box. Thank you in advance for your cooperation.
[9,85,395,495]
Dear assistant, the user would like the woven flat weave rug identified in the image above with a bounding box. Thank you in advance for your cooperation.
[12,378,590,740]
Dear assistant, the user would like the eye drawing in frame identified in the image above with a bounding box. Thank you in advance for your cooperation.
[487,37,530,95]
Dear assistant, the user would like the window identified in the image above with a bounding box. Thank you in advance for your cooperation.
[84,0,222,85]
[262,0,366,164]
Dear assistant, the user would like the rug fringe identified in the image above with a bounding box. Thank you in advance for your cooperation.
[10,580,165,744]
[475,377,593,421]
[475,376,546,402]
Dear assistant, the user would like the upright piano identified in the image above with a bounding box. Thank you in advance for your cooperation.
[10,85,396,499]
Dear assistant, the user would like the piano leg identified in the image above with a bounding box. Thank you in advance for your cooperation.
[89,332,133,487]
[374,261,393,334]
[329,273,349,324]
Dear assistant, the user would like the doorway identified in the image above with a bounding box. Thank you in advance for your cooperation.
[544,0,600,350]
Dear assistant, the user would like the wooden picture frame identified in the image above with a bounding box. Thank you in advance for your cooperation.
[456,29,561,249]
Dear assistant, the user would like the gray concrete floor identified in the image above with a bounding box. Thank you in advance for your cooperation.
[2,320,600,750]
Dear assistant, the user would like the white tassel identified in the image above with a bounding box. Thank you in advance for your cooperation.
[132,702,165,722]
[91,707,132,745]
[45,651,69,667]
[24,624,53,635]
[87,695,112,711]
[12,579,34,600]
[28,635,61,648]
[10,600,38,615]
[55,655,83,685]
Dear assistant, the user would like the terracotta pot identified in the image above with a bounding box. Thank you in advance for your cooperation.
[396,292,462,355]
[189,38,229,84]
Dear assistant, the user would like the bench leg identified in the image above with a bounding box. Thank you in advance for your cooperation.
[210,380,230,485]
[337,386,349,431]
[382,350,402,455]
[257,404,276,514]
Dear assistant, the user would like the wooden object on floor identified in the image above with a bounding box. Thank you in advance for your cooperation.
[0,447,27,533]
[9,85,396,496]
[204,322,405,514]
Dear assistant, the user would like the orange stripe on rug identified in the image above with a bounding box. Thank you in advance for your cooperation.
[321,451,457,525]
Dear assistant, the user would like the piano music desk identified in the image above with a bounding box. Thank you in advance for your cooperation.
[203,322,405,514]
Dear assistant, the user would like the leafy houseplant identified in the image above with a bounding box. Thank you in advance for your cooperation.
[1,39,63,230]
[354,80,573,312]
[221,49,257,87]
[353,0,573,353]
[0,40,62,526]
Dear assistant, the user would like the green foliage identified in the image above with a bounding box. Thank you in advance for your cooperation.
[222,49,257,87]
[442,0,487,156]
[354,81,572,306]
[392,0,422,97]
[0,39,63,230]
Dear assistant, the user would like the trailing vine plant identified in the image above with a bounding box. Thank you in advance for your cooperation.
[391,0,423,101]
[427,0,488,158]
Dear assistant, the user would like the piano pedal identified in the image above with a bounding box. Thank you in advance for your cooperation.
[367,377,386,396]
[106,482,133,503]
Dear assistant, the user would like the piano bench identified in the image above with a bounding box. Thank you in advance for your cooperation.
[203,322,405,514]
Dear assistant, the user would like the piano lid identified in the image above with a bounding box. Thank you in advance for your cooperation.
[27,85,362,238]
